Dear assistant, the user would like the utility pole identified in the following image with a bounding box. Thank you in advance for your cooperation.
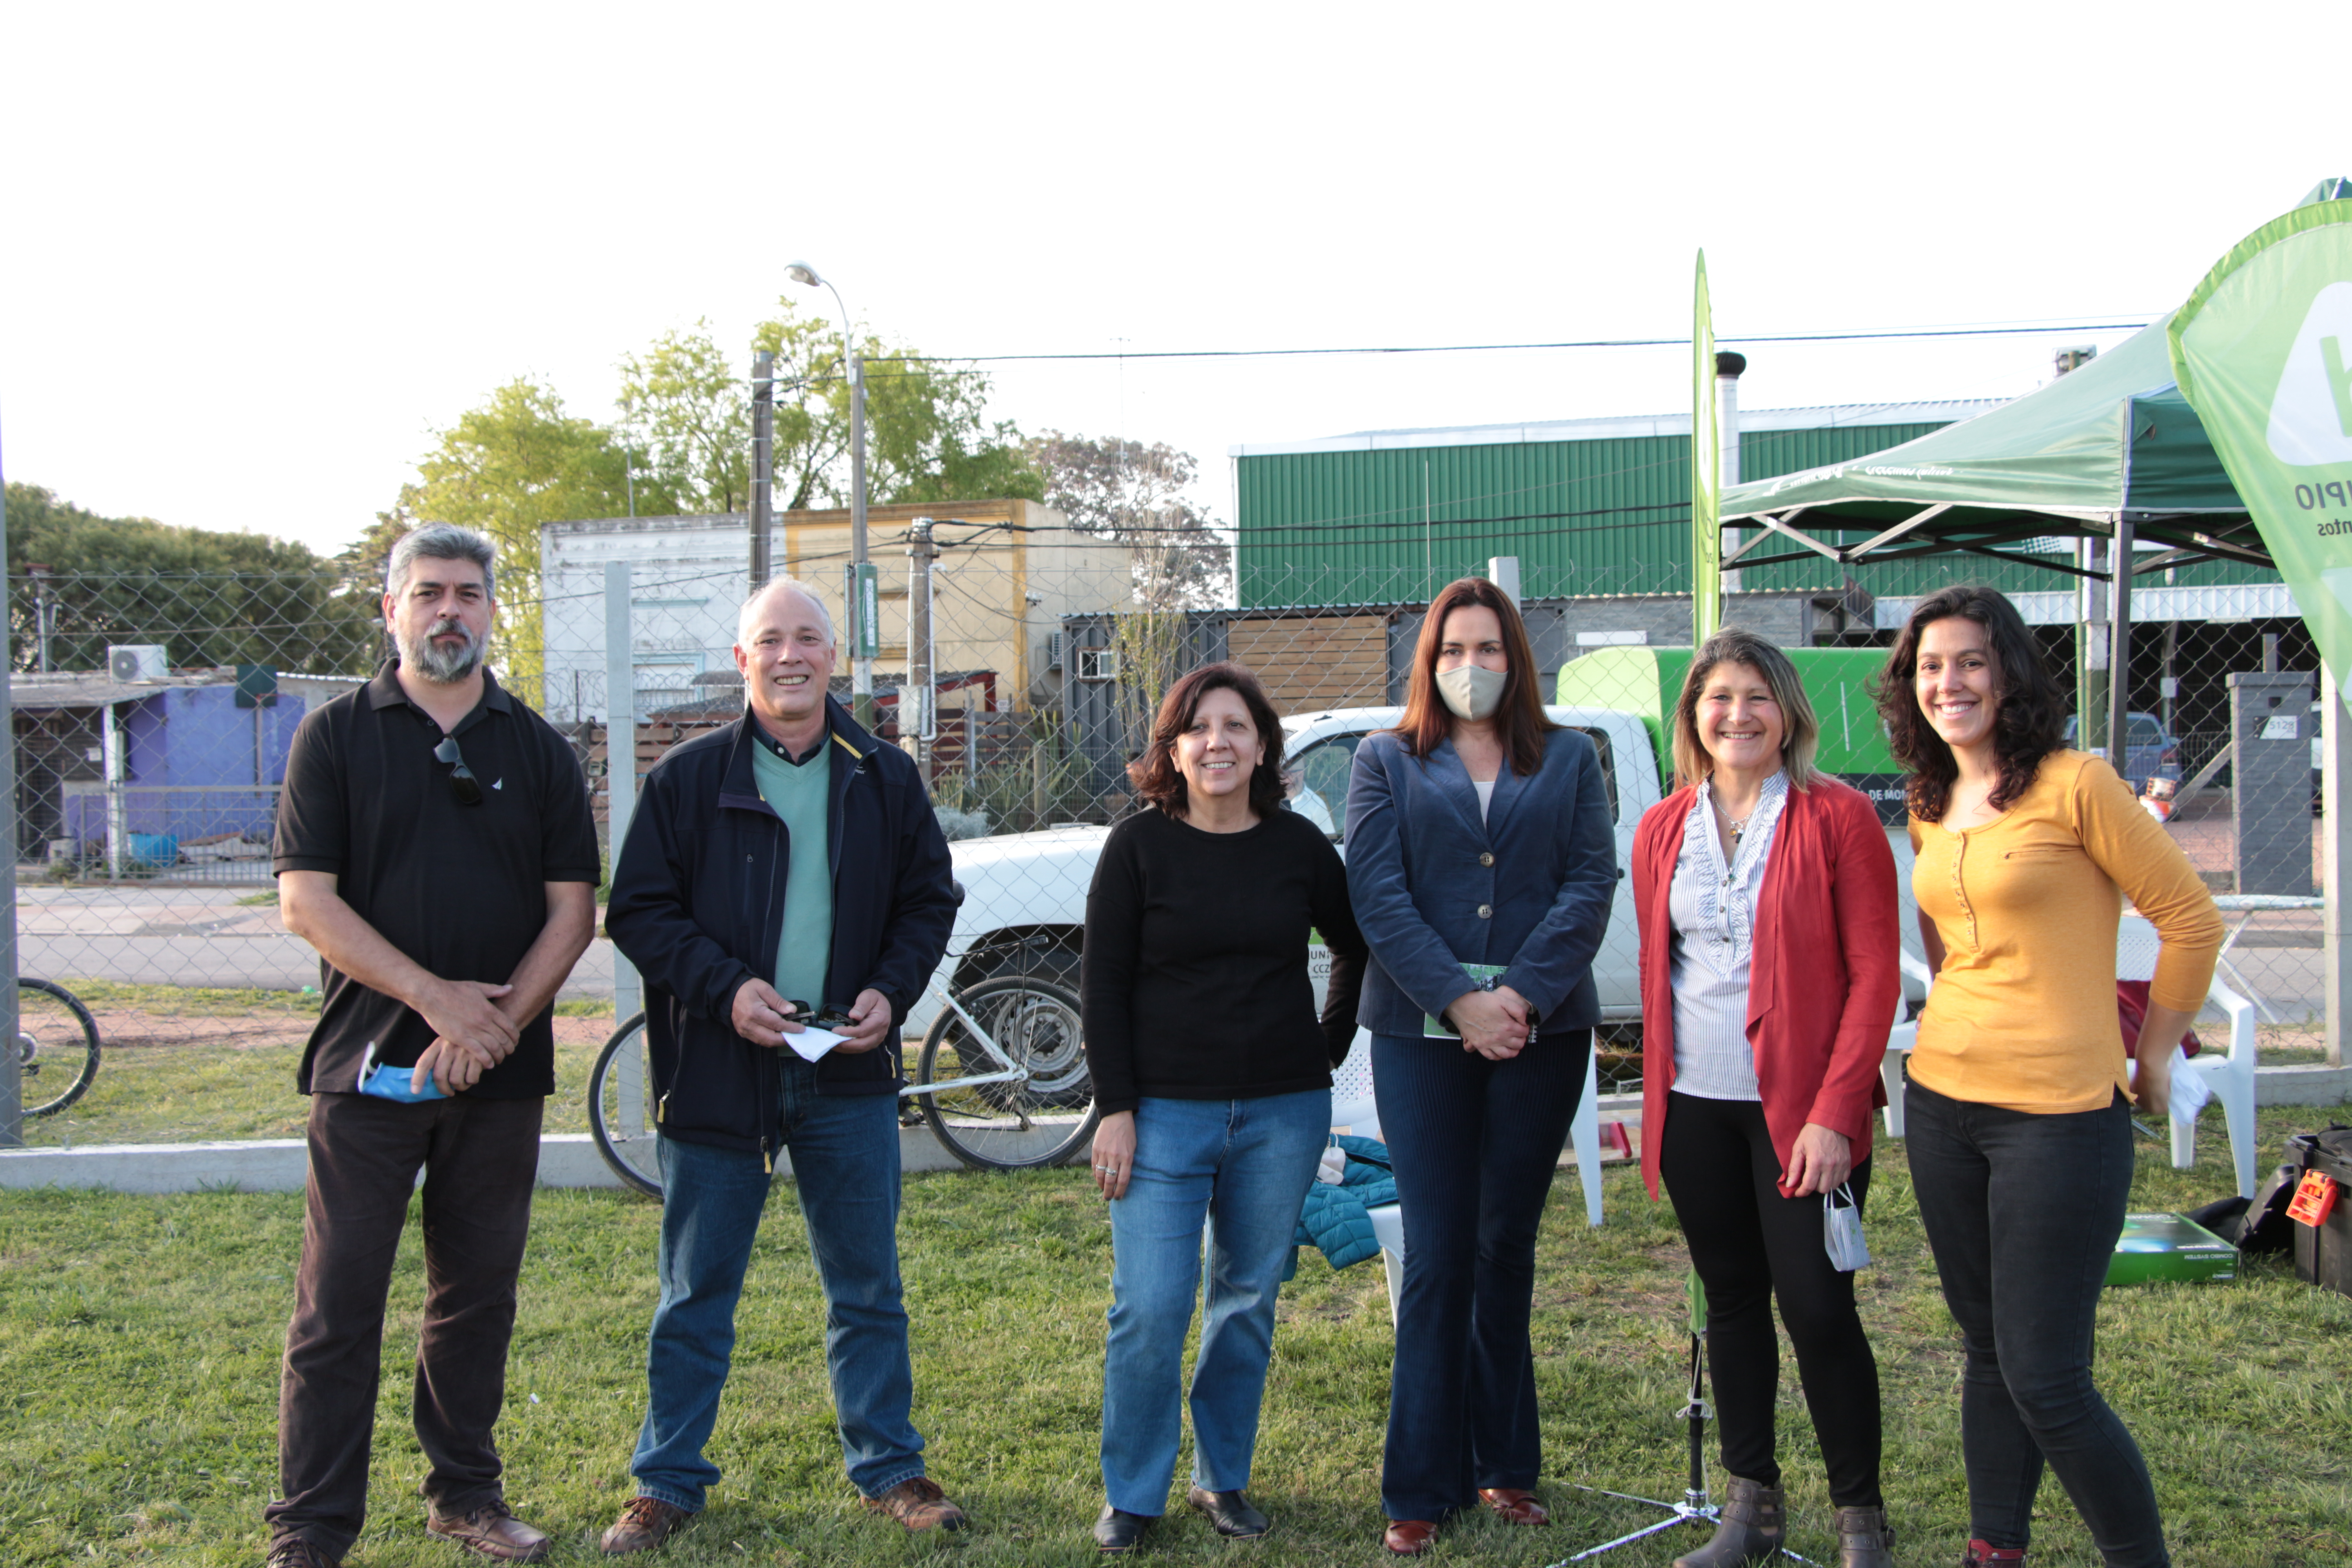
[749,349,775,597]
[0,477,21,1146]
[906,518,937,780]
[27,563,51,673]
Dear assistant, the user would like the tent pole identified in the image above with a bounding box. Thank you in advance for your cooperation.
[2325,666,2349,1068]
[2109,517,2134,786]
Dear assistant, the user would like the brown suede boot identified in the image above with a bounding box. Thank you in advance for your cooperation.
[1671,1476,1784,1568]
[1832,1504,1895,1568]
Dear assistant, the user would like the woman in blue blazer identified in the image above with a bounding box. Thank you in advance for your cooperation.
[1344,576,1618,1557]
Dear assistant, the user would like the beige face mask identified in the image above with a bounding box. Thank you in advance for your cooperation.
[1436,664,1507,722]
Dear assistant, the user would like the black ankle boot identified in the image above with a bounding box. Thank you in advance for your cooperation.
[1671,1476,1784,1568]
[1833,1504,1895,1568]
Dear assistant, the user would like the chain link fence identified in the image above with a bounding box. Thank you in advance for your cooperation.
[4,547,2332,1147]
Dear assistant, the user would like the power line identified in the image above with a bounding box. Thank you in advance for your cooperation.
[862,318,2159,368]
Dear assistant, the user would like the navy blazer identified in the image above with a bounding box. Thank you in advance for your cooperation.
[1343,725,1618,1038]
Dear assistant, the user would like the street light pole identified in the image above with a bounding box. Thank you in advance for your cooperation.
[749,349,774,597]
[784,260,873,727]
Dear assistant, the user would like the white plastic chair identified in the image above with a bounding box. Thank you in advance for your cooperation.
[2118,916,2259,1199]
[1880,921,2258,1198]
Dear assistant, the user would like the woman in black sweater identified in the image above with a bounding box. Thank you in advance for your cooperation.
[1081,662,1366,1554]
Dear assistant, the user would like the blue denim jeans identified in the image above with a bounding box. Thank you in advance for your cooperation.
[629,1058,921,1510]
[1100,1089,1330,1516]
[1372,1029,1589,1523]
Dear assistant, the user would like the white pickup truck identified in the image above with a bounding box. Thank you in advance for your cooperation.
[913,706,1663,1032]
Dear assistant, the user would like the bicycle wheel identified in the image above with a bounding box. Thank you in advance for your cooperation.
[915,976,1096,1171]
[18,978,101,1117]
[588,1012,662,1199]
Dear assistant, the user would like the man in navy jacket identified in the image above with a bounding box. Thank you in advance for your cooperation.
[599,579,962,1554]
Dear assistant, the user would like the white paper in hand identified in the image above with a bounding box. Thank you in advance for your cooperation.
[784,1025,848,1063]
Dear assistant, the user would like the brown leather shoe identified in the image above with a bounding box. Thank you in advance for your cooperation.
[1478,1487,1550,1525]
[864,1475,969,1532]
[600,1496,694,1556]
[1384,1519,1441,1555]
[426,1499,551,1563]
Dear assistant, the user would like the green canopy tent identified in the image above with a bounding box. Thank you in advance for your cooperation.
[1714,309,2274,759]
[1714,178,2352,751]
[1717,311,2266,584]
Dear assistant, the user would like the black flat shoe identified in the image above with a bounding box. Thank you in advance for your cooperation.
[1187,1487,1269,1539]
[1095,1506,1155,1553]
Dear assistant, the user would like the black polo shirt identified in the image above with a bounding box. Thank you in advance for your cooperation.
[272,663,601,1097]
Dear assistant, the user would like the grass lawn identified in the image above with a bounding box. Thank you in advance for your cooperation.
[4,1104,2352,1565]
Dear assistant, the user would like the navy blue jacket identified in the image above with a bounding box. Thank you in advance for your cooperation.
[1343,725,1617,1038]
[606,698,959,1156]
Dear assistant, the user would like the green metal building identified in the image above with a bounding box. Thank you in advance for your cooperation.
[1228,400,2282,609]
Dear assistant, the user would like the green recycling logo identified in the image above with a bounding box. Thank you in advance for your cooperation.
[2267,279,2352,465]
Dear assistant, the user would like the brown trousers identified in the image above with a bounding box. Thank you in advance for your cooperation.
[264,1090,543,1556]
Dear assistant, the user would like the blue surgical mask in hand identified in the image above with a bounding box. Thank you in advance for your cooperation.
[1823,1181,1869,1272]
[357,1041,450,1102]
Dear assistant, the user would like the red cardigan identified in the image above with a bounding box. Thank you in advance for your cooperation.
[1633,775,1901,1200]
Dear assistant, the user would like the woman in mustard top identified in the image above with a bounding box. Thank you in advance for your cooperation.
[1874,585,2220,1568]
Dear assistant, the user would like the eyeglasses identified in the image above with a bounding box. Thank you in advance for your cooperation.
[433,735,483,806]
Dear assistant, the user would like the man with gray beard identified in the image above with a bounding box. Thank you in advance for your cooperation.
[262,524,600,1568]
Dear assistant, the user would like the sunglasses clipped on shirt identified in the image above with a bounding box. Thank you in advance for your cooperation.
[434,734,483,806]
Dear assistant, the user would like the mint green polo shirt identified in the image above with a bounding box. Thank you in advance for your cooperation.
[749,728,835,1011]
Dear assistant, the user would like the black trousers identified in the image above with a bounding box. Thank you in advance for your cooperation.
[1905,1078,2167,1566]
[1371,1029,1590,1522]
[1658,1091,1882,1509]
[265,1091,544,1558]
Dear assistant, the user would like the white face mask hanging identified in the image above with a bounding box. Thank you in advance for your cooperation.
[1823,1181,1870,1272]
[1436,664,1508,722]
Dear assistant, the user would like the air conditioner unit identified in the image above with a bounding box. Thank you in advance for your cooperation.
[1044,632,1065,672]
[108,645,168,682]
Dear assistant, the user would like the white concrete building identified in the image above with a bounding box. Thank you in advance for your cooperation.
[539,500,1132,725]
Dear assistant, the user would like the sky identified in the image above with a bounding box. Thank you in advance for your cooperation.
[2,0,2344,560]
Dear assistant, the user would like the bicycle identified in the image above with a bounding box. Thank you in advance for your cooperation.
[14,978,102,1117]
[587,972,1096,1198]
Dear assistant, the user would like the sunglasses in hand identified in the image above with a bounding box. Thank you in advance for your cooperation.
[783,1000,861,1031]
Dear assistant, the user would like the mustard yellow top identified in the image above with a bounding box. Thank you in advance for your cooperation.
[1907,750,2223,1115]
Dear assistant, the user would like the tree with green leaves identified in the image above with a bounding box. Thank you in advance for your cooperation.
[394,377,667,697]
[616,302,1042,515]
[1025,431,1232,609]
[3,482,377,675]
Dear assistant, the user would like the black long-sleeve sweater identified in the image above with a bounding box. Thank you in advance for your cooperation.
[1081,805,1367,1115]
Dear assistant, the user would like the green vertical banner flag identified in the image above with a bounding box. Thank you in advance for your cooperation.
[2169,197,2352,681]
[1692,250,1722,642]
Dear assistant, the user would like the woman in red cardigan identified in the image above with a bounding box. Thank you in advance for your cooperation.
[1632,629,1903,1568]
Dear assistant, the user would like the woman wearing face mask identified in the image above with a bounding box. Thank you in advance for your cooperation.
[1081,663,1366,1553]
[1343,578,1617,1556]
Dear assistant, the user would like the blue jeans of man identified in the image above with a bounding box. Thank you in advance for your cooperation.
[1100,1089,1330,1517]
[630,1057,922,1510]
[1905,1078,2167,1566]
[1372,1029,1589,1523]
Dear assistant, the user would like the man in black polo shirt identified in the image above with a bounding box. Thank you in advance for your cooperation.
[262,523,599,1568]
